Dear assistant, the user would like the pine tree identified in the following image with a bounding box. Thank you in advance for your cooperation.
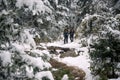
[90,32,120,79]
[0,0,53,80]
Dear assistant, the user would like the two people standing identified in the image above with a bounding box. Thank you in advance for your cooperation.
[63,27,75,44]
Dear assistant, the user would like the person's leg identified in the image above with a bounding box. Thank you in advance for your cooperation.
[64,35,67,44]
[66,37,68,43]
[70,35,74,42]
[71,38,73,42]
[71,37,73,42]
[70,35,72,42]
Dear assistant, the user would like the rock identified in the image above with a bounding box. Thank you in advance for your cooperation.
[47,46,71,52]
[36,46,46,50]
[60,49,78,58]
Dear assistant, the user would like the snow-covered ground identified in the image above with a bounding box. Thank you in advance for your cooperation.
[46,39,120,80]
[46,39,93,80]
[1,28,119,80]
[60,48,93,80]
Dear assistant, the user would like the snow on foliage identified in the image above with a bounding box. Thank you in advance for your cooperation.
[57,5,69,12]
[22,54,51,70]
[20,29,36,49]
[0,51,12,66]
[35,71,54,80]
[16,0,52,14]
[114,0,120,10]
[0,28,53,79]
[55,0,58,5]
[115,14,120,20]
[25,65,34,78]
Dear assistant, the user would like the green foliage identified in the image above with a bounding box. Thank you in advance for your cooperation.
[34,67,40,74]
[52,68,74,80]
[42,77,50,80]
[90,32,120,79]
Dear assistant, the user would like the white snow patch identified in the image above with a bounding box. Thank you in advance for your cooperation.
[25,65,34,78]
[60,47,92,80]
[109,78,120,80]
[20,29,36,49]
[55,0,58,5]
[16,0,52,14]
[37,19,43,23]
[47,40,81,49]
[30,49,51,58]
[22,54,51,70]
[11,43,26,54]
[0,51,12,66]
[35,71,54,80]
[61,74,69,80]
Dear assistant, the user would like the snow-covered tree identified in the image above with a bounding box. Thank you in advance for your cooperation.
[0,0,54,80]
[89,15,120,79]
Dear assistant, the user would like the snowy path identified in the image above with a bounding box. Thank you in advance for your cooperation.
[46,40,93,80]
[60,48,93,80]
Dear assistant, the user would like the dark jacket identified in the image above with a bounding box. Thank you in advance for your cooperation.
[70,29,75,37]
[64,28,69,37]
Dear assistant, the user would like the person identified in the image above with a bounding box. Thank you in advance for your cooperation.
[63,27,69,44]
[69,27,75,42]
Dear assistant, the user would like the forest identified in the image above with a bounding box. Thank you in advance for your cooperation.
[0,0,120,80]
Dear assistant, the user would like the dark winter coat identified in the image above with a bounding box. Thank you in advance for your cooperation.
[70,29,75,37]
[64,28,69,38]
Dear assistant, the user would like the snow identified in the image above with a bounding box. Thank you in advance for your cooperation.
[56,11,68,16]
[47,39,93,80]
[11,42,51,70]
[115,14,120,20]
[25,65,34,78]
[114,0,120,10]
[57,5,69,12]
[47,40,81,49]
[1,25,119,80]
[0,51,12,66]
[1,10,9,15]
[46,16,51,21]
[61,74,69,80]
[37,19,43,23]
[46,37,120,80]
[106,26,120,39]
[16,0,52,14]
[109,78,120,80]
[11,43,27,54]
[58,19,68,27]
[55,0,58,5]
[20,29,36,49]
[35,71,54,80]
[30,49,51,58]
[47,39,120,80]
[22,54,51,70]
[5,29,53,79]
[60,47,93,80]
